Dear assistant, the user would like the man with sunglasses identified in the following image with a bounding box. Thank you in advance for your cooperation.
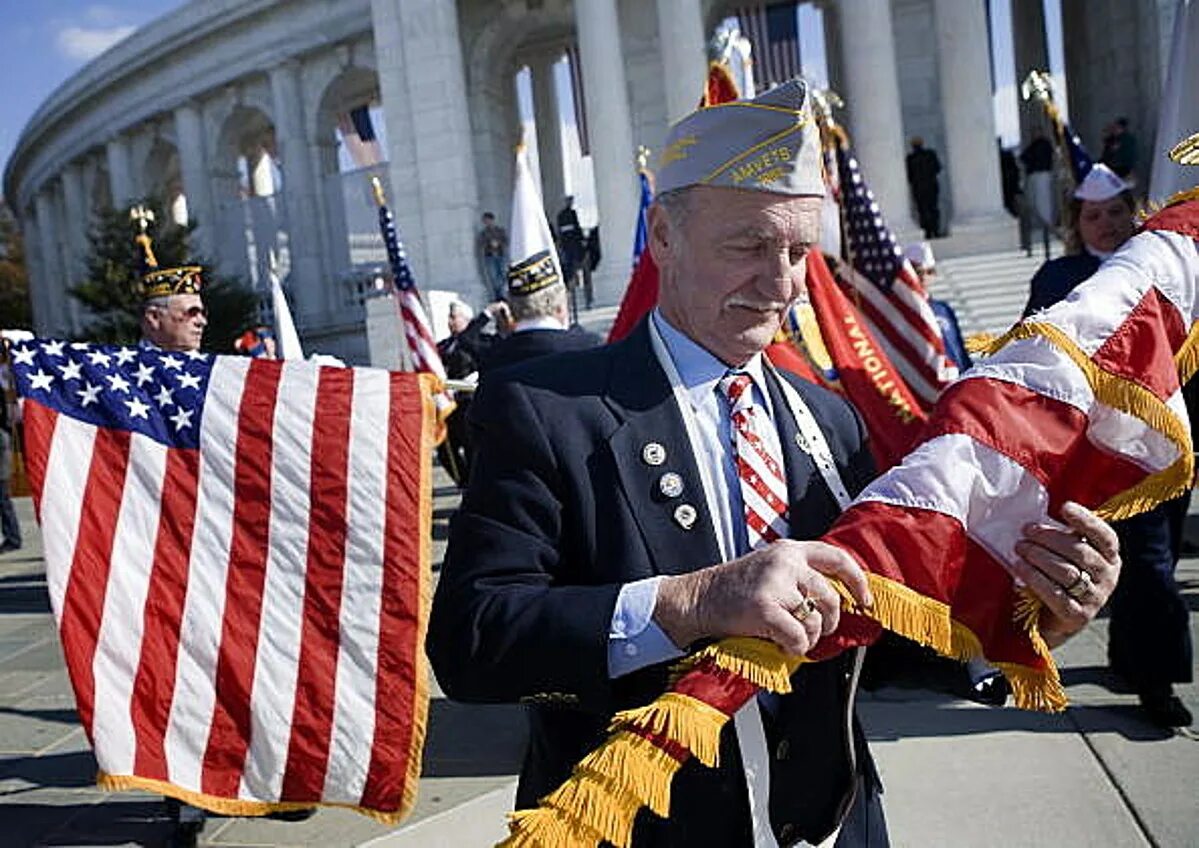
[140,276,208,353]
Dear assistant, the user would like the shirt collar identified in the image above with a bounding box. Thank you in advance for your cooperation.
[651,308,771,408]
[1084,244,1114,261]
[514,315,567,333]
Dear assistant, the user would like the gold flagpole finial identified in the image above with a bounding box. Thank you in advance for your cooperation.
[636,145,651,172]
[370,176,387,208]
[130,204,155,233]
[1020,69,1054,104]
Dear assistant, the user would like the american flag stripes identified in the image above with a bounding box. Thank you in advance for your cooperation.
[371,179,453,422]
[736,4,801,91]
[835,144,958,408]
[14,340,435,819]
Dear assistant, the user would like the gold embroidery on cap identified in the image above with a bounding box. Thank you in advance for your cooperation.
[660,135,698,167]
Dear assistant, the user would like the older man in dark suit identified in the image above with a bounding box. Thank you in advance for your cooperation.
[429,80,1119,847]
[481,252,599,374]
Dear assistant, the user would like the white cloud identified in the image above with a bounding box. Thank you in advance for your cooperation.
[56,24,136,61]
[85,5,123,25]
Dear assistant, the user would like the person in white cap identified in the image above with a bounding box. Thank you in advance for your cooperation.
[1021,163,1136,316]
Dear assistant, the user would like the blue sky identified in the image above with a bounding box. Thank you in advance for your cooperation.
[0,1,185,187]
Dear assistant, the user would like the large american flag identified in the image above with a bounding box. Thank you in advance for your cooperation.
[835,144,958,408]
[13,339,435,820]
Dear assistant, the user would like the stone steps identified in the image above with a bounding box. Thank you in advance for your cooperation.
[934,246,1061,338]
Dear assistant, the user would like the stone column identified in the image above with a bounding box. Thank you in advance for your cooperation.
[105,136,135,210]
[371,0,483,302]
[574,0,639,305]
[932,0,1006,225]
[59,165,89,331]
[655,0,707,123]
[20,212,51,336]
[174,101,218,259]
[270,61,326,323]
[834,0,916,233]
[1012,0,1050,145]
[34,187,68,336]
[529,49,566,220]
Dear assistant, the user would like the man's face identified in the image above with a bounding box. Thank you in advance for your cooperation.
[448,307,470,335]
[651,187,821,367]
[482,215,494,227]
[1078,196,1135,255]
[145,293,207,351]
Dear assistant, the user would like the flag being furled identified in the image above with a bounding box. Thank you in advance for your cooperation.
[267,256,304,360]
[370,178,453,423]
[501,204,1199,848]
[835,144,958,408]
[12,340,437,820]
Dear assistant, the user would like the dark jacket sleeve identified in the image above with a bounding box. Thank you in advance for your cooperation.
[426,375,621,710]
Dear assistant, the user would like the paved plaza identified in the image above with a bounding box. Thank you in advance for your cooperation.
[1,474,1197,847]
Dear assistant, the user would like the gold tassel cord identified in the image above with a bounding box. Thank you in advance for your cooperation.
[501,807,607,848]
[575,730,683,817]
[610,692,730,768]
[681,637,803,693]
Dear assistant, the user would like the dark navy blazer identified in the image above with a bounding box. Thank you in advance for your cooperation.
[428,319,878,846]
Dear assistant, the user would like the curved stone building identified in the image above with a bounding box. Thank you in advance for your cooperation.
[4,0,1177,363]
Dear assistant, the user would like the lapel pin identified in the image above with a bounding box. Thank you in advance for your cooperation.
[673,503,697,529]
[794,432,809,452]
[642,442,667,466]
[658,471,684,499]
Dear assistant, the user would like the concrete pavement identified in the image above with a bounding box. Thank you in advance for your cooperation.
[1,478,1196,847]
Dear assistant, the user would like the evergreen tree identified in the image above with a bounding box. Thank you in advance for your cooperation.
[70,200,259,353]
[0,203,31,329]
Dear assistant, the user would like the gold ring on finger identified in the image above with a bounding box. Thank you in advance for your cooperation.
[1064,568,1094,601]
[792,595,819,622]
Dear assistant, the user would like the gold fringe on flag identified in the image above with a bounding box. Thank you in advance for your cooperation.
[611,692,730,768]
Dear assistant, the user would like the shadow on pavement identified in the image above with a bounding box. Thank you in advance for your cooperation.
[861,695,1174,743]
[420,699,526,778]
[0,572,51,615]
[0,705,79,724]
[5,799,173,847]
[0,750,98,791]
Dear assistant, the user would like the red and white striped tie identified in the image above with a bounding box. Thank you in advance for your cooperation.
[720,372,790,549]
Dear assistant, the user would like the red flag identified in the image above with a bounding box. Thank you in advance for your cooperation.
[12,343,437,822]
[804,251,926,469]
[607,249,660,343]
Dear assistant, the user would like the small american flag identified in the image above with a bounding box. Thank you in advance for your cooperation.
[371,179,453,422]
[13,339,436,819]
[835,145,957,408]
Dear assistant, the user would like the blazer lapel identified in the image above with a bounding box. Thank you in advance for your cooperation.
[604,323,723,575]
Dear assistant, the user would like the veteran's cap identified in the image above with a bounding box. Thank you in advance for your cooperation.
[507,249,562,298]
[1073,163,1130,202]
[656,78,824,197]
[129,205,203,301]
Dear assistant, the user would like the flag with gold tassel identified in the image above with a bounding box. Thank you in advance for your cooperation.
[500,195,1199,848]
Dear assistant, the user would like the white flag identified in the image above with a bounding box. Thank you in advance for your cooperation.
[509,143,564,283]
[268,256,305,360]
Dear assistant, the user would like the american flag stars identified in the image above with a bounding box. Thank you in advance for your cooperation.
[10,339,213,449]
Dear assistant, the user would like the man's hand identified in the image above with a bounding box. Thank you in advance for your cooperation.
[653,540,873,656]
[1010,501,1121,648]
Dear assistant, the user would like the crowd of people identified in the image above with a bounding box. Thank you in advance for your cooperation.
[0,71,1192,848]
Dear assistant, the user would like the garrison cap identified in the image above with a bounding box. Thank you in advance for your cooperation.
[507,249,562,298]
[656,78,824,197]
[1073,163,1130,202]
